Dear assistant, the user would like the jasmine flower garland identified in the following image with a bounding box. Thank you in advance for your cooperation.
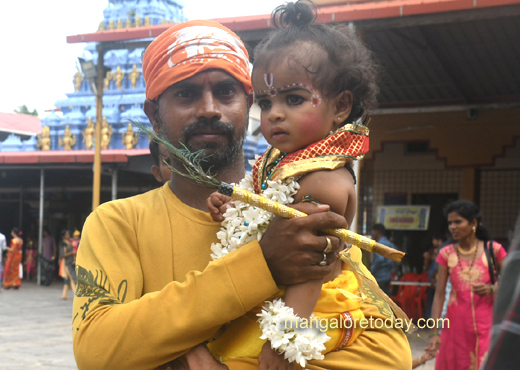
[258,298,331,368]
[210,169,331,367]
[210,172,300,260]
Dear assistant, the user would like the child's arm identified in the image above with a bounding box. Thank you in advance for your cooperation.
[285,166,356,315]
[206,192,233,222]
[259,166,356,368]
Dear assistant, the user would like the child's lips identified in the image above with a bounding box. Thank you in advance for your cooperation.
[271,129,288,139]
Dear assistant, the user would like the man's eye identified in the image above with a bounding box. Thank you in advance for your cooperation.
[257,99,271,110]
[287,95,304,105]
[219,87,236,96]
[176,90,194,98]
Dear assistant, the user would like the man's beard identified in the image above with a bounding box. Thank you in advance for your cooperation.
[158,114,248,174]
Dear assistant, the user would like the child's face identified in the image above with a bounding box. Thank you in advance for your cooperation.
[253,63,339,153]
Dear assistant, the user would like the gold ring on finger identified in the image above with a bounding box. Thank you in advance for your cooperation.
[324,237,333,254]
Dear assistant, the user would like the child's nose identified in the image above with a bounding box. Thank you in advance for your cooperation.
[268,104,285,122]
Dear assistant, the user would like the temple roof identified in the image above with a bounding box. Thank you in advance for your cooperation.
[0,113,42,136]
[0,148,150,164]
[67,0,520,43]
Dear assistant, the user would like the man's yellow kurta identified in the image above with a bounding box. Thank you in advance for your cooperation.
[73,183,412,370]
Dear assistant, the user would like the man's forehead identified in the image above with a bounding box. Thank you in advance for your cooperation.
[170,69,241,89]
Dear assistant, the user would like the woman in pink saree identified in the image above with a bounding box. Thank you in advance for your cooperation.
[428,200,507,370]
[3,228,23,289]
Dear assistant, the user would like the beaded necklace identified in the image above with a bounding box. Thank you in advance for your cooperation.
[260,148,287,190]
[456,241,479,281]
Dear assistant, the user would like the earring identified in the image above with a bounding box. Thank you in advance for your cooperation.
[472,226,476,233]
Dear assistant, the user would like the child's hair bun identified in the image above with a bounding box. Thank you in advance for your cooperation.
[272,0,317,29]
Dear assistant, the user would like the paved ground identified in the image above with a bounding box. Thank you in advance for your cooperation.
[0,280,435,370]
[0,280,76,370]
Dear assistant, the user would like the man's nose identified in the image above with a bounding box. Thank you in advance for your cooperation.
[196,90,222,121]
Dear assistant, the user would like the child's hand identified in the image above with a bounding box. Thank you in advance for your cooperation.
[258,341,295,370]
[206,192,232,222]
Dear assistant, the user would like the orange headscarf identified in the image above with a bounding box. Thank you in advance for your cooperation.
[143,20,253,101]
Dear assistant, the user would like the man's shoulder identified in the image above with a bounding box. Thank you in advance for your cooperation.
[96,187,164,216]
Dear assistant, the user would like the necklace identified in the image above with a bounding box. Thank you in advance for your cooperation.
[456,241,478,281]
[261,150,287,190]
[457,243,477,255]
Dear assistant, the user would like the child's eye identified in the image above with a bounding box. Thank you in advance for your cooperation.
[286,95,304,105]
[257,99,271,110]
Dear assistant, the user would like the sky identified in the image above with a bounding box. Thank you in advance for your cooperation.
[0,0,285,118]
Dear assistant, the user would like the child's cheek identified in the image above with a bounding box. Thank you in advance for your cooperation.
[296,111,322,135]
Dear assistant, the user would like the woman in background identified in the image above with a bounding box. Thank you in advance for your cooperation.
[3,227,23,289]
[428,200,506,369]
[59,230,77,299]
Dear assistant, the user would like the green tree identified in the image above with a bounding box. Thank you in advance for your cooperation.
[14,104,38,117]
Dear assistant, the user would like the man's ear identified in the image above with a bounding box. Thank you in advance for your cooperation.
[247,93,254,108]
[151,165,163,184]
[333,91,353,128]
[144,99,160,134]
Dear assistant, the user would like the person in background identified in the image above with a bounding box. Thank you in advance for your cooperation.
[24,231,38,281]
[370,223,395,295]
[71,230,81,264]
[428,199,507,370]
[424,232,446,318]
[149,139,173,184]
[0,231,6,284]
[59,230,77,299]
[412,348,436,368]
[40,228,57,286]
[3,227,23,289]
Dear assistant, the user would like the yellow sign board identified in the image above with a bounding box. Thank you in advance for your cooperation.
[376,205,430,230]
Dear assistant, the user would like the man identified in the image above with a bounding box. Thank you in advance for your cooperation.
[41,228,56,261]
[149,140,173,183]
[73,20,411,370]
[370,223,395,295]
[0,230,6,282]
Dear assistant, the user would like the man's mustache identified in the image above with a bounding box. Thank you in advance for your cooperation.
[182,120,236,142]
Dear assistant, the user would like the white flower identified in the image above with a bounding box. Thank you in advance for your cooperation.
[257,298,330,368]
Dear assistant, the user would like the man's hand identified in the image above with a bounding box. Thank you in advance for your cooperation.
[260,202,347,286]
[259,341,295,370]
[169,344,228,370]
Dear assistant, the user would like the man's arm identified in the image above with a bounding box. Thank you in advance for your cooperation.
[73,202,279,370]
[73,196,347,370]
